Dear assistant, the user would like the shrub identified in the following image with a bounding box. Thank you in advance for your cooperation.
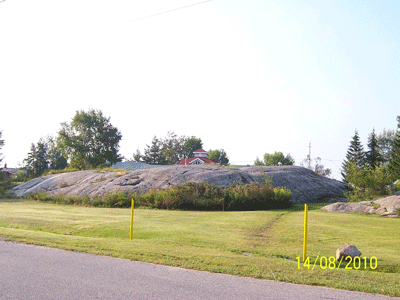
[344,163,392,202]
[273,187,292,208]
[135,181,291,211]
[25,181,292,211]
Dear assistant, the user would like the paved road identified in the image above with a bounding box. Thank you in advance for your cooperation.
[0,241,398,300]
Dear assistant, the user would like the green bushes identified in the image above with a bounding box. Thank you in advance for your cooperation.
[135,180,291,211]
[27,191,134,207]
[26,180,292,211]
[344,162,393,202]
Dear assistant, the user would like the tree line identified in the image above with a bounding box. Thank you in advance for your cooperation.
[341,116,400,200]
[132,131,229,166]
[4,109,229,180]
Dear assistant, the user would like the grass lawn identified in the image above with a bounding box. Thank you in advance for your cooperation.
[0,199,399,297]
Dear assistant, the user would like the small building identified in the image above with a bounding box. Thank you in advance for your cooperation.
[177,149,220,165]
[0,163,18,177]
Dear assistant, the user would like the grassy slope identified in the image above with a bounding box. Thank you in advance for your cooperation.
[0,199,399,296]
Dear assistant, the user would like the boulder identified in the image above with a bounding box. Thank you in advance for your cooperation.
[322,193,400,217]
[336,244,362,261]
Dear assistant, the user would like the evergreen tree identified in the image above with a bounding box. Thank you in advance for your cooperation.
[389,116,400,179]
[23,140,49,177]
[133,149,143,163]
[342,130,365,181]
[366,128,383,169]
[35,140,49,175]
[143,136,165,164]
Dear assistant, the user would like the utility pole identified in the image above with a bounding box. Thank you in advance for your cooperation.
[308,142,311,169]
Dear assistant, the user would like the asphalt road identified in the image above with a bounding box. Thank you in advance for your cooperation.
[0,241,398,300]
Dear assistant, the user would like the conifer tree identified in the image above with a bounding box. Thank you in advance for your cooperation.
[342,130,365,182]
[389,116,400,179]
[366,128,382,169]
[143,136,165,165]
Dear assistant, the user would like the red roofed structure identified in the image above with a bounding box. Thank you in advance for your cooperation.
[177,149,221,165]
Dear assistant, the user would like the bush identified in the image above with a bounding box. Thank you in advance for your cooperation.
[135,180,291,211]
[25,181,292,211]
[344,163,392,202]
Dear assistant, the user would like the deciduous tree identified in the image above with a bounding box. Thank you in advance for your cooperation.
[376,128,395,165]
[258,151,295,166]
[58,109,122,169]
[208,149,230,165]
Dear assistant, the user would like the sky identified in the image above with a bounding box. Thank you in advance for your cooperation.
[1,0,399,180]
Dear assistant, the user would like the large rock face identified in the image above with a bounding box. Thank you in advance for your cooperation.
[244,166,348,203]
[13,165,348,204]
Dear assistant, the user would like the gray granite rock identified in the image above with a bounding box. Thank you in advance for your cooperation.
[13,165,348,204]
[322,192,400,217]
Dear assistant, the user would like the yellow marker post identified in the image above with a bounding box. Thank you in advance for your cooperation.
[130,199,134,240]
[303,203,308,262]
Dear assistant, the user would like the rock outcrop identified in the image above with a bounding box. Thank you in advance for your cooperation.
[322,192,400,217]
[244,166,348,203]
[13,165,348,204]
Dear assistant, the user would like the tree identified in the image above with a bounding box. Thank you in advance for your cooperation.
[0,130,4,164]
[376,128,395,165]
[22,140,49,177]
[45,135,68,170]
[138,133,203,165]
[342,130,365,182]
[160,131,182,164]
[254,157,264,166]
[58,109,123,169]
[261,151,295,166]
[208,149,230,165]
[313,157,332,177]
[389,116,400,179]
[366,129,383,169]
[181,137,203,159]
[133,149,143,163]
[344,162,391,201]
[142,136,164,165]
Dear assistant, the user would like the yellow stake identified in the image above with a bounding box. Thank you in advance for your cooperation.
[130,199,134,240]
[303,203,308,262]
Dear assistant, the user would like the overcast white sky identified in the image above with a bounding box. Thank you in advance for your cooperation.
[1,0,399,180]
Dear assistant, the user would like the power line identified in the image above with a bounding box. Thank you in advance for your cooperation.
[127,0,212,23]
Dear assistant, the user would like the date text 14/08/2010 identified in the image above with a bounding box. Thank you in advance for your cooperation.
[296,256,378,270]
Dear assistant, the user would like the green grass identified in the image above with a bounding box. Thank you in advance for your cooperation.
[0,199,399,296]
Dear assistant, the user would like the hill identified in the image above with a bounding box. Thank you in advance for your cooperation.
[13,165,348,204]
